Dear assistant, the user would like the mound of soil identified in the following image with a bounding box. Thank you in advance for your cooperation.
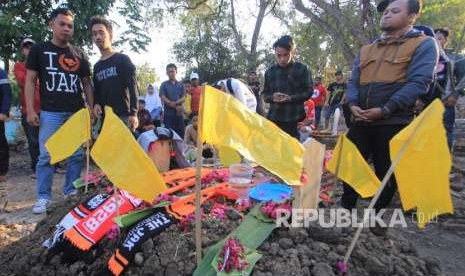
[0,191,442,276]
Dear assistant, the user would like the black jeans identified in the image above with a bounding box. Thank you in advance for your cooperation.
[272,120,299,139]
[341,124,406,211]
[164,114,185,139]
[21,114,40,171]
[342,103,352,129]
[0,121,9,175]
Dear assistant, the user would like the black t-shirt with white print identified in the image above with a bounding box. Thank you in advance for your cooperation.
[26,41,90,112]
[93,53,138,116]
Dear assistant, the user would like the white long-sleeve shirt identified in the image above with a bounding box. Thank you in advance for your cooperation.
[218,78,257,112]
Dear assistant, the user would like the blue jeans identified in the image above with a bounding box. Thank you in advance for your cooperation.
[325,104,341,119]
[443,105,455,151]
[36,111,84,200]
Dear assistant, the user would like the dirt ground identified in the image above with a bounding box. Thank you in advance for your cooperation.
[0,138,465,275]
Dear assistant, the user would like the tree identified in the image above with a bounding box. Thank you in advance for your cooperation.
[172,1,249,83]
[229,0,279,71]
[0,0,153,71]
[292,0,379,68]
[291,21,329,75]
[418,0,465,52]
[292,0,465,70]
[136,62,160,95]
[167,0,289,81]
[0,0,50,71]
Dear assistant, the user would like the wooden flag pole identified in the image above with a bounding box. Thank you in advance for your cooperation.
[293,139,326,210]
[194,85,206,265]
[84,140,90,193]
[341,111,430,271]
[84,106,92,193]
[334,134,345,180]
[114,185,120,218]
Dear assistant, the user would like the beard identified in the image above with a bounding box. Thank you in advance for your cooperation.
[380,22,394,32]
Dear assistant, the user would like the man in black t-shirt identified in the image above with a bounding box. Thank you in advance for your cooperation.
[91,16,139,131]
[325,70,348,129]
[25,7,94,214]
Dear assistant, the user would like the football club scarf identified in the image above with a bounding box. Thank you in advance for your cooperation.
[64,190,143,251]
[108,208,175,276]
[42,193,111,249]
[108,183,236,275]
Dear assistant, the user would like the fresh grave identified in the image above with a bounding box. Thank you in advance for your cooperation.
[0,168,443,276]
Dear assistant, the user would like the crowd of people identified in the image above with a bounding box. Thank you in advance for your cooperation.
[0,0,464,222]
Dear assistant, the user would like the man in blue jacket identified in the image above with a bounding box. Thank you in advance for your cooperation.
[341,0,438,233]
[0,68,12,182]
[421,28,465,151]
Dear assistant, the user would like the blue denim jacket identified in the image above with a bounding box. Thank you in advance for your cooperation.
[347,29,438,125]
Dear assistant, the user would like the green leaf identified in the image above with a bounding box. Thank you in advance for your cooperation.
[113,202,171,228]
[73,178,85,189]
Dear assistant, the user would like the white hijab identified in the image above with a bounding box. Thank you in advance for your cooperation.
[144,84,162,112]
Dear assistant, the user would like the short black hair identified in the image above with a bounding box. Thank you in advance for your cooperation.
[212,82,222,90]
[138,99,146,104]
[166,63,177,72]
[335,70,343,76]
[49,7,74,21]
[273,35,295,52]
[315,76,322,80]
[90,16,113,36]
[406,0,421,14]
[434,28,449,38]
[183,79,191,84]
[377,0,421,15]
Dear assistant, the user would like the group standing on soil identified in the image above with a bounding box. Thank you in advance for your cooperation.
[0,0,464,220]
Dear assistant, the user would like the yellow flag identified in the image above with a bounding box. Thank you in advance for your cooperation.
[45,108,90,164]
[217,145,242,166]
[200,86,304,185]
[327,134,380,198]
[390,99,453,228]
[91,107,166,202]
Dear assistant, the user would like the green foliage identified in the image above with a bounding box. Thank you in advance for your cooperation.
[0,0,51,66]
[113,0,153,53]
[0,0,153,68]
[136,62,160,95]
[292,21,328,75]
[418,0,465,52]
[291,7,361,74]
